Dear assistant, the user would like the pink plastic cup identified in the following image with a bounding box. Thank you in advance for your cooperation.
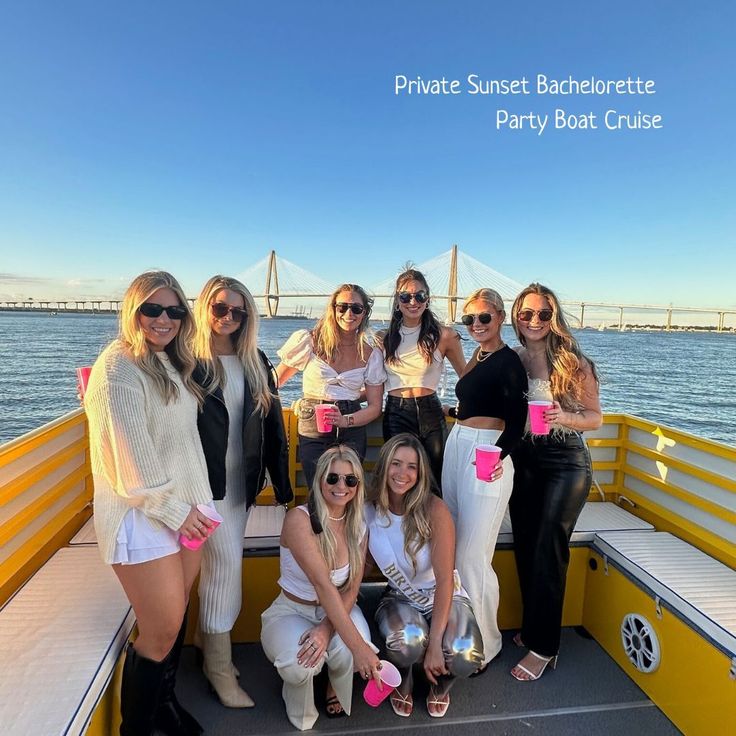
[314,403,335,433]
[363,660,402,707]
[475,444,502,481]
[528,400,553,435]
[76,366,92,398]
[179,504,224,551]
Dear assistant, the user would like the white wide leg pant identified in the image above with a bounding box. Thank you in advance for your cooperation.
[260,592,377,731]
[441,424,514,664]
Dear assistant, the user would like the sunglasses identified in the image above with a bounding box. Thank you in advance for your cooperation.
[335,302,365,315]
[517,308,554,323]
[139,302,188,320]
[211,302,247,322]
[325,472,360,488]
[461,312,493,326]
[397,290,428,304]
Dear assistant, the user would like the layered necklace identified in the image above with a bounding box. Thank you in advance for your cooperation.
[476,342,505,362]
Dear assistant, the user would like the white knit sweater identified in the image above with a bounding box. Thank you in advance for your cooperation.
[85,341,213,564]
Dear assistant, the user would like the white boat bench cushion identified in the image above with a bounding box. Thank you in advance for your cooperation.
[243,504,286,551]
[593,531,736,656]
[69,517,97,545]
[497,502,655,545]
[0,547,135,735]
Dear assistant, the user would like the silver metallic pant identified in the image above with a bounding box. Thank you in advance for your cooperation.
[375,590,484,696]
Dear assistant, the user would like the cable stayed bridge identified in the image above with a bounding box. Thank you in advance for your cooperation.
[236,246,525,322]
[2,247,734,330]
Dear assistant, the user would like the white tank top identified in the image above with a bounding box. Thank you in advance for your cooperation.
[384,324,444,392]
[278,506,350,600]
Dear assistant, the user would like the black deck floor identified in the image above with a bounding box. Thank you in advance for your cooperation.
[173,586,681,735]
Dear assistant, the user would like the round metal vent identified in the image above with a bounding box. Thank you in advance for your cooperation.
[621,613,660,673]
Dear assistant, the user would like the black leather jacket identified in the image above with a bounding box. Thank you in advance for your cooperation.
[194,352,293,507]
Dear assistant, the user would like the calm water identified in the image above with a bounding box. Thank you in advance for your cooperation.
[1,312,735,446]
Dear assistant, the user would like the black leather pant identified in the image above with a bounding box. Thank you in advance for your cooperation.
[382,393,447,494]
[509,432,592,657]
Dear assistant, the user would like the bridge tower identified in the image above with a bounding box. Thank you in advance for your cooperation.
[447,244,459,322]
[264,250,280,318]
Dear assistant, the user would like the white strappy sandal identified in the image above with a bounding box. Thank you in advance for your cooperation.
[511,650,558,681]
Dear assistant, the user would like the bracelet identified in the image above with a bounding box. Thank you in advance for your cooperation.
[346,414,355,427]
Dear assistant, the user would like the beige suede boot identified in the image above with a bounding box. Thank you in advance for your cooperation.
[202,631,255,708]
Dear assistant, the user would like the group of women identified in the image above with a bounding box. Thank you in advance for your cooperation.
[84,265,601,735]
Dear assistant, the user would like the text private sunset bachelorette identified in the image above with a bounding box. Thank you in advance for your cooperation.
[394,74,663,134]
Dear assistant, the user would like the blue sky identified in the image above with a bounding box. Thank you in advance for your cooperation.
[0,0,734,313]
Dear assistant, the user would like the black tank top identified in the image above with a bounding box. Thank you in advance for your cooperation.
[455,346,528,457]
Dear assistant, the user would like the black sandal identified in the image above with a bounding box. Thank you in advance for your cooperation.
[324,695,346,718]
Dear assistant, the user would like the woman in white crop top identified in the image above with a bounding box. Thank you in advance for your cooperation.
[380,268,465,493]
[366,434,483,719]
[261,446,381,730]
[276,283,386,490]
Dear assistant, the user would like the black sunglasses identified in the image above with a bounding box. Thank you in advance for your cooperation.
[461,312,493,326]
[517,308,554,323]
[335,302,365,315]
[325,472,360,488]
[139,302,188,320]
[398,290,428,304]
[211,302,247,322]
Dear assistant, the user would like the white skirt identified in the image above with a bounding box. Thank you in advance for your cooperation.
[111,508,180,565]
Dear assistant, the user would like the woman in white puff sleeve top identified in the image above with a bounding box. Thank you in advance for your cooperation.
[276,283,386,489]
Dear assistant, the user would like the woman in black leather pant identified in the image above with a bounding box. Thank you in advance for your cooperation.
[509,283,601,681]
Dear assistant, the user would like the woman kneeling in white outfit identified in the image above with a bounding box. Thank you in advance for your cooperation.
[261,445,381,730]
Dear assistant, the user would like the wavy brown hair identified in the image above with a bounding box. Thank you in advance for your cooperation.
[367,433,433,575]
[312,283,374,363]
[192,275,273,414]
[511,283,599,411]
[384,266,442,365]
[118,270,203,406]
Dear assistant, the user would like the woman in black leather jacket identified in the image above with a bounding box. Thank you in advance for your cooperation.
[192,275,292,711]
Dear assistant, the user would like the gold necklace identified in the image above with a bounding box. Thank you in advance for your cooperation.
[476,342,505,362]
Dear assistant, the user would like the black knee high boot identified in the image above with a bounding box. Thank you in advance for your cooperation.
[155,611,204,736]
[120,643,167,736]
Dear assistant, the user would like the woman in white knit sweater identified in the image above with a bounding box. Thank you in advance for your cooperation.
[85,271,214,736]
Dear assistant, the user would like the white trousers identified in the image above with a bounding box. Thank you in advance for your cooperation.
[441,424,514,664]
[198,494,251,633]
[261,592,376,731]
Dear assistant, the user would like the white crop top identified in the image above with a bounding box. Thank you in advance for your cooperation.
[278,329,386,401]
[278,506,356,600]
[384,324,444,392]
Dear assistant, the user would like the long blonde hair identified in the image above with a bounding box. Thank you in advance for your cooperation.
[511,282,599,410]
[368,434,433,575]
[118,270,203,405]
[192,275,273,414]
[312,283,374,363]
[309,446,366,592]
